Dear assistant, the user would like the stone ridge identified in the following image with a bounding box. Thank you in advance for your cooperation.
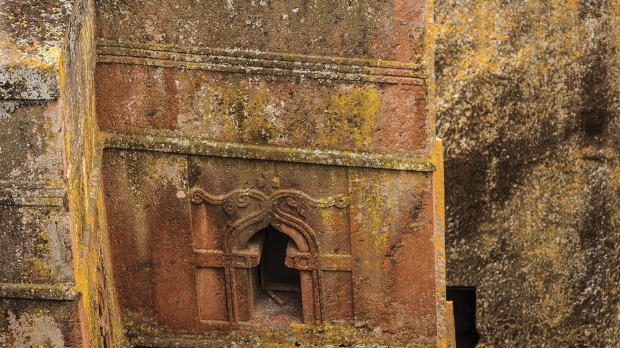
[102,131,437,172]
[96,42,425,85]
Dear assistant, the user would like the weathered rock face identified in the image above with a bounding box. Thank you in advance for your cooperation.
[0,1,84,346]
[0,0,71,100]
[436,0,620,346]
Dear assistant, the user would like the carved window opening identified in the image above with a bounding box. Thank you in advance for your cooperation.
[252,226,303,328]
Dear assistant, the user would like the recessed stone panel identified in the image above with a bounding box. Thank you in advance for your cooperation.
[95,64,429,155]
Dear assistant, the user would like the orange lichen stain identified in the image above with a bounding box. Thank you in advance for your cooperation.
[208,80,285,143]
[195,79,381,151]
[309,170,345,233]
[437,0,586,155]
[284,322,436,347]
[59,4,126,345]
[353,170,393,253]
[431,138,449,348]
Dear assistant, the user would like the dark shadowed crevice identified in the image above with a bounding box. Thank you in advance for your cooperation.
[447,286,480,348]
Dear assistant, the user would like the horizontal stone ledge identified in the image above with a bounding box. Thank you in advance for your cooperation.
[192,250,352,271]
[129,335,259,348]
[0,282,79,301]
[100,131,436,172]
[98,55,425,85]
[127,326,424,347]
[0,181,65,207]
[97,40,423,70]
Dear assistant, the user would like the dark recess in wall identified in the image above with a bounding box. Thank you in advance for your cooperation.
[447,286,480,348]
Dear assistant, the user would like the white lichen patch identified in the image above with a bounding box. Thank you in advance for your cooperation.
[4,310,65,348]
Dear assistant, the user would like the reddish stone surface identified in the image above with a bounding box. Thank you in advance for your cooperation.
[96,0,445,346]
[102,151,440,344]
[95,0,425,61]
[95,65,429,155]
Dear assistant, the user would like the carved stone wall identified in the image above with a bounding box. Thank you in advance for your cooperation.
[0,1,82,346]
[101,151,443,345]
[1,0,449,346]
[95,0,449,346]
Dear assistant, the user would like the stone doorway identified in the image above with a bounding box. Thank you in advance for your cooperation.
[253,226,303,328]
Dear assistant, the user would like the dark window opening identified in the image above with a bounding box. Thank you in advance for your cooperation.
[447,286,480,348]
[252,226,302,328]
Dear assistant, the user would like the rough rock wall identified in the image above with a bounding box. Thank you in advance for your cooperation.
[1,0,123,346]
[436,0,620,346]
[0,1,84,347]
[61,0,124,346]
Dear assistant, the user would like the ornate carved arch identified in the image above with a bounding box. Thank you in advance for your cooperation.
[190,186,347,252]
[189,185,349,325]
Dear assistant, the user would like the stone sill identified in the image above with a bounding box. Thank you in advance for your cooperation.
[0,282,79,301]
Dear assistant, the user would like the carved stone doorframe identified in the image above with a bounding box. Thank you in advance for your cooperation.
[229,218,322,324]
[190,186,349,326]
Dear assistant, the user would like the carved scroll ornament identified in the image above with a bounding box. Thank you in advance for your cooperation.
[190,186,348,218]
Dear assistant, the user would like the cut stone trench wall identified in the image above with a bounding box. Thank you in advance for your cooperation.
[436,0,620,347]
[0,0,84,347]
[0,0,125,346]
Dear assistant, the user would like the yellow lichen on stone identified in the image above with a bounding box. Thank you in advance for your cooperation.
[218,81,284,143]
[490,154,587,325]
[323,86,380,150]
